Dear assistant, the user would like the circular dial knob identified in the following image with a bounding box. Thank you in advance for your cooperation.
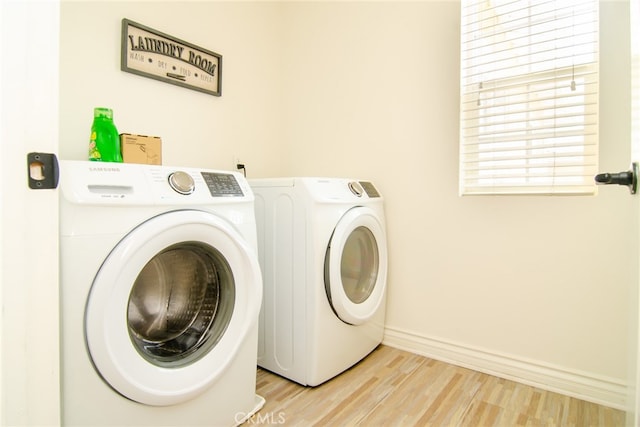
[168,171,195,195]
[348,181,364,197]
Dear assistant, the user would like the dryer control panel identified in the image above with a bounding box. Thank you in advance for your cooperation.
[359,181,380,198]
[346,181,381,198]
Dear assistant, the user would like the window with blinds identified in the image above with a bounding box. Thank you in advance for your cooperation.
[459,0,599,195]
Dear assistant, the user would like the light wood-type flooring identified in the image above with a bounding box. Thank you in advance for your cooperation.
[251,345,625,426]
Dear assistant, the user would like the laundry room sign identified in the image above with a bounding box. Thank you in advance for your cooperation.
[121,19,222,97]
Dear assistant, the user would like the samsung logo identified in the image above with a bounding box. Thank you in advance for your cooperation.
[89,166,121,172]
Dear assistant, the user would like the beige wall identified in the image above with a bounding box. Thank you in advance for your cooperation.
[60,1,285,175]
[59,0,636,401]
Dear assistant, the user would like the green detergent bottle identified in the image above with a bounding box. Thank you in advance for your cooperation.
[89,107,123,162]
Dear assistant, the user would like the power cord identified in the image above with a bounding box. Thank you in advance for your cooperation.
[236,163,246,177]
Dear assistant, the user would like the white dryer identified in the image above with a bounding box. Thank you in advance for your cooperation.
[250,177,387,386]
[59,160,264,426]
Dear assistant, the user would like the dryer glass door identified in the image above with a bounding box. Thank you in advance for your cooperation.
[341,226,379,304]
[325,206,387,325]
[85,210,262,406]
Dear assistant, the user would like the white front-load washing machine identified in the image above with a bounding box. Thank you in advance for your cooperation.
[59,160,264,426]
[250,177,388,386]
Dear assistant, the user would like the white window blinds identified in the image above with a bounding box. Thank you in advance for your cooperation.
[459,0,599,195]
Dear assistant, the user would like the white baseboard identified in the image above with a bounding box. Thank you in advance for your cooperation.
[382,326,627,411]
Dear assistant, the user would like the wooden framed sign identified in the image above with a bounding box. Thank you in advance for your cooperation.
[121,19,222,96]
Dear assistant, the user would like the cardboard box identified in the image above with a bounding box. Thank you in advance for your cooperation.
[120,133,162,165]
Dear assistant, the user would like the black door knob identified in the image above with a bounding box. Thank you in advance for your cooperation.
[594,162,638,194]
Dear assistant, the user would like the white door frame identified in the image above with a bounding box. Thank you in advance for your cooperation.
[1,1,61,425]
[632,0,640,422]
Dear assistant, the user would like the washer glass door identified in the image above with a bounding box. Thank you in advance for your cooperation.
[324,206,387,325]
[127,242,234,367]
[85,210,262,406]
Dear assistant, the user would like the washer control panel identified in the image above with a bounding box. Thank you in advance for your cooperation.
[201,172,244,197]
[59,161,252,206]
[166,171,244,197]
